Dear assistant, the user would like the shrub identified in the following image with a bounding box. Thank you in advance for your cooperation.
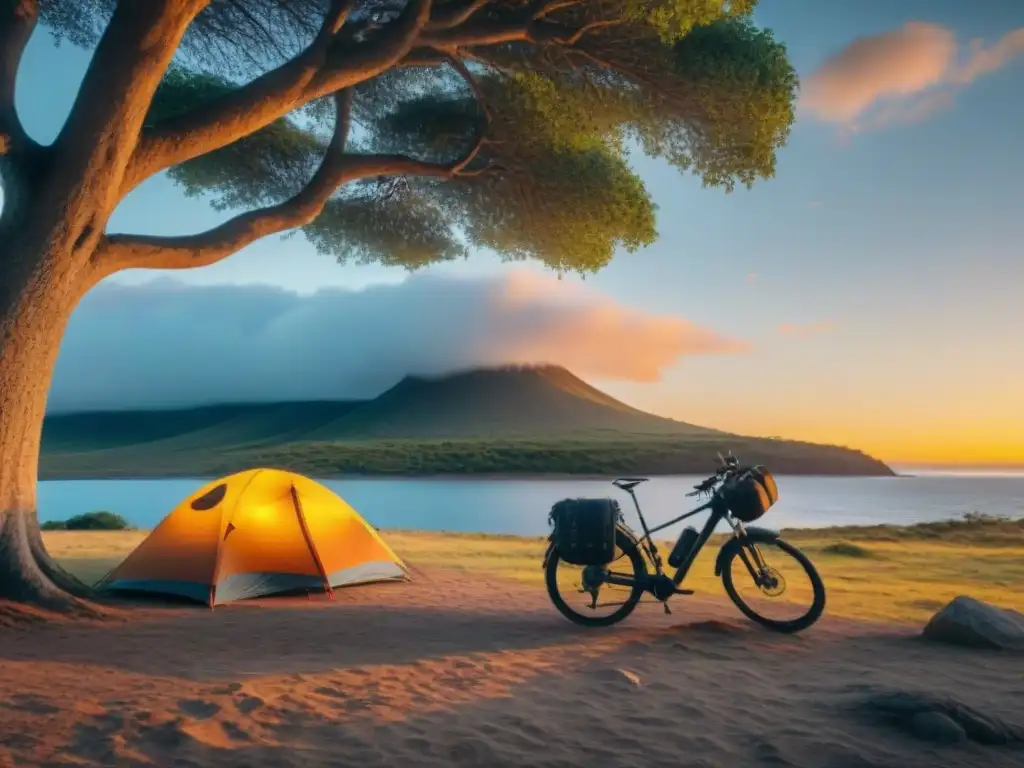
[821,541,878,558]
[45,511,132,531]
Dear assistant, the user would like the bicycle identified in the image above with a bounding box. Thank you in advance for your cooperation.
[543,453,826,633]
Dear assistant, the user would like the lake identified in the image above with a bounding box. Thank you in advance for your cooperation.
[38,472,1024,536]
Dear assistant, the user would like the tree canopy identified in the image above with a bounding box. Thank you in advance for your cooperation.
[34,0,797,275]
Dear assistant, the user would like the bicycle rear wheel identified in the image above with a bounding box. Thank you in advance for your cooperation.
[720,537,825,633]
[545,529,647,627]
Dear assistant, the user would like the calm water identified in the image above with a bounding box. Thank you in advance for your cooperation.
[37,473,1024,535]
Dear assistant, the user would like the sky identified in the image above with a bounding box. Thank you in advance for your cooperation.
[11,1,1024,467]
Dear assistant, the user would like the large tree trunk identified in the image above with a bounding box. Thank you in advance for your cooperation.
[0,237,97,611]
[0,0,202,615]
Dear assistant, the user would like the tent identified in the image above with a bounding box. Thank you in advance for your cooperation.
[98,468,407,606]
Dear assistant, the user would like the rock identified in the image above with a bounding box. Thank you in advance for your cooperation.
[857,690,1024,746]
[922,595,1024,651]
[909,711,966,744]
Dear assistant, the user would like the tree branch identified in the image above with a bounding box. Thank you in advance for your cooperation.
[51,0,206,219]
[121,0,356,195]
[555,19,623,45]
[570,48,674,103]
[340,51,494,181]
[124,0,433,195]
[419,19,529,48]
[420,1,608,47]
[399,46,452,67]
[310,0,434,93]
[529,0,583,19]
[0,0,38,157]
[316,0,358,40]
[283,53,499,205]
[426,0,489,31]
[100,45,502,274]
[101,89,356,272]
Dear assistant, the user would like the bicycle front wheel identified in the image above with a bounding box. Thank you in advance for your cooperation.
[721,538,825,633]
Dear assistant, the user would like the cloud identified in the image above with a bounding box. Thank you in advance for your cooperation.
[50,271,748,412]
[954,27,1024,83]
[777,320,837,339]
[802,23,956,123]
[802,23,1024,132]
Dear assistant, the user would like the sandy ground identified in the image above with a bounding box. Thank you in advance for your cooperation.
[1,568,1022,768]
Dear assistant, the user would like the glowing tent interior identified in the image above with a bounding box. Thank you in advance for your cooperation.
[97,469,407,606]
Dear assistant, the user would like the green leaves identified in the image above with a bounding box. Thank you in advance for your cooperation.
[150,70,326,210]
[303,189,468,269]
[455,144,658,273]
[108,2,797,274]
[665,17,799,189]
[633,0,757,43]
[367,70,659,272]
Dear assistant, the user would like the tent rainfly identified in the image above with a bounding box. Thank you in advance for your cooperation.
[98,469,406,606]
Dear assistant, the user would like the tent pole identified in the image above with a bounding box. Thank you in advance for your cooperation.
[289,484,334,600]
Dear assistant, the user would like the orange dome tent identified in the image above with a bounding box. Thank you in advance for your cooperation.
[98,469,407,606]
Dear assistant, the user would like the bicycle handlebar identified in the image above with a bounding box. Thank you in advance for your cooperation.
[686,454,756,496]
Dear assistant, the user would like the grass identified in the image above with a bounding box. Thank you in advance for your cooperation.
[44,514,1024,626]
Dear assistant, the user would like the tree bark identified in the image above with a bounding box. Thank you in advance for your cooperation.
[0,237,99,610]
[0,2,200,613]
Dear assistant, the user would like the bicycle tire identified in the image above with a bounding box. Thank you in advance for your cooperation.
[545,529,647,627]
[720,537,826,634]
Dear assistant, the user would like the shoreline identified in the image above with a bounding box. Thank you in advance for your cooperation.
[42,513,1024,538]
[39,469,902,482]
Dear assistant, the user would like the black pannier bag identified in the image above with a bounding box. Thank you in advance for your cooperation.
[549,498,620,566]
[723,469,779,523]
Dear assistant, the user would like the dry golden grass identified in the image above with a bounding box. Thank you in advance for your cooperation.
[44,525,1024,626]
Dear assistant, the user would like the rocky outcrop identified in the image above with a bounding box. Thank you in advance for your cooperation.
[922,596,1024,651]
[857,690,1024,746]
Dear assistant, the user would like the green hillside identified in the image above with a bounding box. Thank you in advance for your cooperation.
[42,401,364,452]
[40,365,894,478]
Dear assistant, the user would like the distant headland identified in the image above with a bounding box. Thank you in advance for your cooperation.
[40,365,894,479]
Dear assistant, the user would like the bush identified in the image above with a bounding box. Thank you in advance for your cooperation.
[821,541,878,558]
[43,511,132,531]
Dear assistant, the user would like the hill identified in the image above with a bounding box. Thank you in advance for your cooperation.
[306,365,723,440]
[40,365,894,478]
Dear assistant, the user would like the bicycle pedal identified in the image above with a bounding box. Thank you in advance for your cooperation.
[663,603,672,615]
[674,588,694,595]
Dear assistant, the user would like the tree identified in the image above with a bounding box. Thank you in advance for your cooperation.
[0,0,797,609]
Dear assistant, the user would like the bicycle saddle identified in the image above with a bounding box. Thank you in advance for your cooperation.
[612,477,649,491]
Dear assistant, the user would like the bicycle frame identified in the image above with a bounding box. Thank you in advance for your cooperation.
[615,488,723,585]
[602,485,779,596]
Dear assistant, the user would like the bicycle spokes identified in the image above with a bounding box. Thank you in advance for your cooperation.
[554,556,635,618]
[728,545,815,623]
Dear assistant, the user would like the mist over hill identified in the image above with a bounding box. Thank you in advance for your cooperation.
[41,365,893,478]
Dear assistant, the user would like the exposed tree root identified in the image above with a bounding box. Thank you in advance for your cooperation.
[0,507,115,626]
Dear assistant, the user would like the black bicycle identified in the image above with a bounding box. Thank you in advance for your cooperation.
[543,453,826,633]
